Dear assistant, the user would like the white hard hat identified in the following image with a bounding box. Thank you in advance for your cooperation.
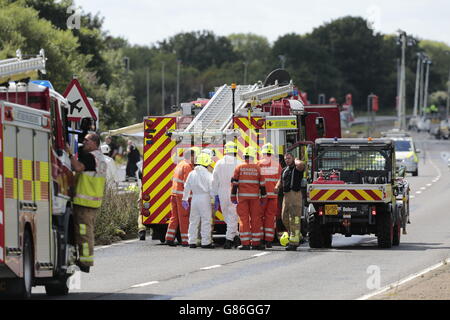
[101,144,110,154]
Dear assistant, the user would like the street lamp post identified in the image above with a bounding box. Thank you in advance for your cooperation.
[278,55,286,69]
[418,56,425,116]
[396,30,415,130]
[243,61,249,85]
[176,60,181,108]
[445,51,450,120]
[413,53,423,118]
[161,61,166,115]
[397,32,407,130]
[423,59,432,112]
[146,67,150,116]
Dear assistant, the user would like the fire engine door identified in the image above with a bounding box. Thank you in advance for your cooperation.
[32,130,52,265]
[4,124,19,252]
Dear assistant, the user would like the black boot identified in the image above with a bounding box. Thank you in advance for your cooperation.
[138,230,146,241]
[166,240,176,247]
[201,243,215,249]
[285,244,298,251]
[233,236,241,248]
[265,241,272,248]
[224,240,233,249]
[252,244,265,250]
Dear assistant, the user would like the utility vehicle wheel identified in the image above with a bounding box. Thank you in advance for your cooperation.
[309,219,324,249]
[377,212,393,248]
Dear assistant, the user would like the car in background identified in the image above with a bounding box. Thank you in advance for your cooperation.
[392,137,420,176]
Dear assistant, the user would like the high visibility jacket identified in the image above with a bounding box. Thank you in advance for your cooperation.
[172,159,193,196]
[257,157,282,199]
[232,163,266,200]
[73,150,107,208]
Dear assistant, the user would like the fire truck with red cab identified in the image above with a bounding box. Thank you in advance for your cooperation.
[0,50,93,298]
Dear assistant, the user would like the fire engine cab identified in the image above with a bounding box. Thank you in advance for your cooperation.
[0,50,90,298]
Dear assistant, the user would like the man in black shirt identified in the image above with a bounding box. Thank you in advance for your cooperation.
[275,153,305,251]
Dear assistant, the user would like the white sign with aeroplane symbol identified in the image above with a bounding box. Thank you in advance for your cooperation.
[63,79,97,121]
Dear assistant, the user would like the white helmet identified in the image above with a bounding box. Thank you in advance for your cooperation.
[101,144,110,155]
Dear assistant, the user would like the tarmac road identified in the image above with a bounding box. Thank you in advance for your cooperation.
[31,131,450,300]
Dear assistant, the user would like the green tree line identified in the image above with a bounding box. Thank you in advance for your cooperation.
[1,0,449,130]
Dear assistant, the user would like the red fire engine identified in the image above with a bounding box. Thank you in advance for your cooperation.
[0,50,93,298]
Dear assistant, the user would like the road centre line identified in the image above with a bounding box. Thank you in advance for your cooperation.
[253,252,270,257]
[131,281,160,288]
[356,258,450,300]
[200,265,222,270]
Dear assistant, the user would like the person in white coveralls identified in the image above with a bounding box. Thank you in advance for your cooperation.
[211,141,243,249]
[182,152,215,249]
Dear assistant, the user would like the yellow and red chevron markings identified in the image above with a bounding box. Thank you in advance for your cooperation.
[142,117,177,224]
[233,117,266,160]
[309,188,384,201]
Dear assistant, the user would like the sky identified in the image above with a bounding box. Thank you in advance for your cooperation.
[74,0,450,47]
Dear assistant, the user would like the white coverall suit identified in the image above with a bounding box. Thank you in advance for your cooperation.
[212,155,243,241]
[183,166,214,246]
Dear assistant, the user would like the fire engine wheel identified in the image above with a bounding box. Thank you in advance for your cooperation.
[377,211,393,248]
[17,230,34,299]
[45,276,70,296]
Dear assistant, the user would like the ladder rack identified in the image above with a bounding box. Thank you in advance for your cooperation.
[0,49,46,83]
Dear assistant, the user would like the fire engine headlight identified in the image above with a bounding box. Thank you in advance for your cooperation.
[143,202,150,209]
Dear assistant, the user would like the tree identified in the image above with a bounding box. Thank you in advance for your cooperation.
[158,30,241,70]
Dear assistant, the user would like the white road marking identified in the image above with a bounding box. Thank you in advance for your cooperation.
[415,191,422,194]
[426,184,432,187]
[94,245,112,251]
[356,258,450,300]
[420,187,426,190]
[200,265,222,270]
[131,281,159,288]
[253,252,270,257]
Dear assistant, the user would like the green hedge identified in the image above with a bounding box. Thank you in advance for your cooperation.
[95,185,140,245]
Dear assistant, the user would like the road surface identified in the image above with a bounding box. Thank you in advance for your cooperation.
[31,131,450,300]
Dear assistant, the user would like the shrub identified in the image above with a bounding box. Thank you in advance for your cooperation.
[95,184,140,245]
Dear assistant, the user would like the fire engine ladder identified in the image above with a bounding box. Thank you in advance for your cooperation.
[0,49,46,83]
[219,81,295,131]
[184,83,257,133]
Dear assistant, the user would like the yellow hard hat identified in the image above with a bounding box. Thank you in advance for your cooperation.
[261,143,274,155]
[280,232,289,246]
[224,141,238,154]
[243,146,257,158]
[195,153,212,167]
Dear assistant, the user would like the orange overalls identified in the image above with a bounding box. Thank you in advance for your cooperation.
[257,157,282,242]
[231,162,266,247]
[166,159,193,245]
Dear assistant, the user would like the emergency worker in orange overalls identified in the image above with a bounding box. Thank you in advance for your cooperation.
[165,148,196,246]
[257,143,282,248]
[231,146,267,250]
